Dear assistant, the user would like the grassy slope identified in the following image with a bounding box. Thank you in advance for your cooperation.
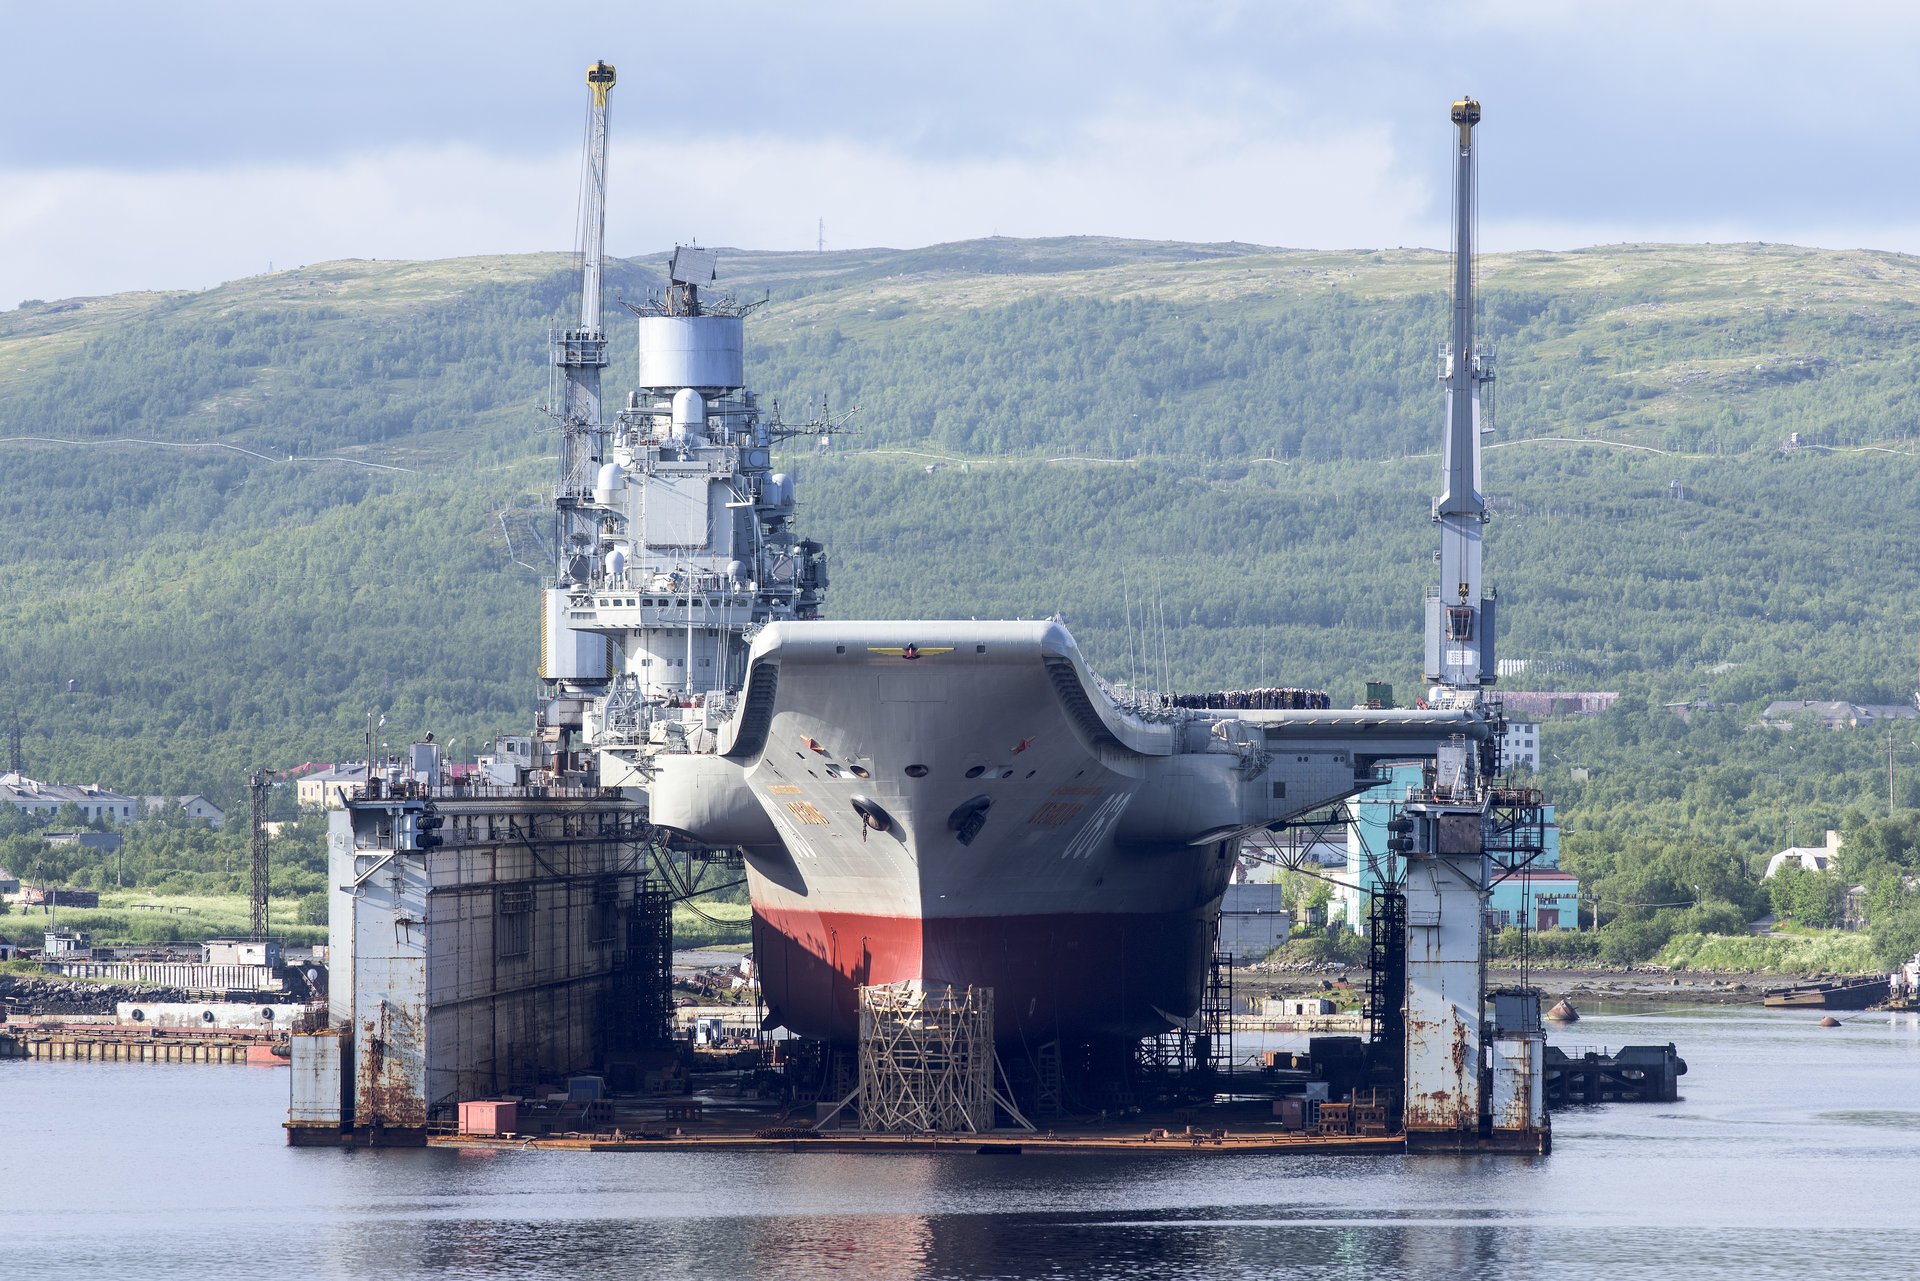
[3,237,1920,838]
[0,890,324,948]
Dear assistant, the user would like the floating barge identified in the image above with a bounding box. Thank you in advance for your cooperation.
[1,1021,286,1065]
[1761,976,1890,1010]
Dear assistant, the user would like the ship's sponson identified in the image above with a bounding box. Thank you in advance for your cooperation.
[653,618,1493,849]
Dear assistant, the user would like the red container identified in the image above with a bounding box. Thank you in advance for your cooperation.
[459,1100,518,1136]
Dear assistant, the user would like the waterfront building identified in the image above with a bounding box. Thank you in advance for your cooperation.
[295,764,369,811]
[1499,720,1541,772]
[1763,829,1842,878]
[1759,701,1920,730]
[0,773,138,823]
[42,830,124,853]
[140,794,227,827]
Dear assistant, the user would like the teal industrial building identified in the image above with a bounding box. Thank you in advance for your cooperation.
[1334,764,1579,934]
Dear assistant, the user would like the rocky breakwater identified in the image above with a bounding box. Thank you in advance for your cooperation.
[1,974,195,1016]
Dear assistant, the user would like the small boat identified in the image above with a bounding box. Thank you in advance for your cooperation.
[1761,976,1890,1010]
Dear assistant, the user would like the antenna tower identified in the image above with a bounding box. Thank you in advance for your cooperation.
[249,767,272,939]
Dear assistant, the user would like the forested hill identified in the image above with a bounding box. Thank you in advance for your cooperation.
[4,236,1920,826]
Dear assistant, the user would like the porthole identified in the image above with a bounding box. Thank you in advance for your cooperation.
[965,765,987,779]
[1025,770,1037,779]
[850,765,871,779]
[904,764,929,778]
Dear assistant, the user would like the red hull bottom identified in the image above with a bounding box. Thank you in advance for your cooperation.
[751,905,1216,1043]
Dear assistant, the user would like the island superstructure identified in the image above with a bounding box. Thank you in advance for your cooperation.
[535,63,827,789]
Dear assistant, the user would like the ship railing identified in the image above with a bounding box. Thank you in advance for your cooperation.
[352,779,628,804]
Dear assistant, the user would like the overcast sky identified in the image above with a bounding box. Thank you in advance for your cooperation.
[4,1,1919,304]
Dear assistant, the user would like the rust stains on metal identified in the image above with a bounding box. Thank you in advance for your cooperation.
[361,999,427,1128]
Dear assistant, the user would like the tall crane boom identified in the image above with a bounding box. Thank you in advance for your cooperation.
[541,61,618,728]
[552,61,617,545]
[1424,96,1497,701]
[578,61,615,332]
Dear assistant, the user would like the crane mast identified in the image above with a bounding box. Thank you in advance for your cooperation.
[1424,96,1497,703]
[541,61,617,729]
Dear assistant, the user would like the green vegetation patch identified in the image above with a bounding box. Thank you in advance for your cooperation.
[1656,930,1880,974]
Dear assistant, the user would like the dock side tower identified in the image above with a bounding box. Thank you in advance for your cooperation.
[1423,95,1497,703]
[1395,99,1547,1153]
[542,61,619,734]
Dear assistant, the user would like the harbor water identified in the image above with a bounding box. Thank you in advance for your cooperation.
[3,1003,1917,1280]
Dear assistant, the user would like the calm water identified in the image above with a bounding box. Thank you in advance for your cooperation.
[5,1004,1918,1280]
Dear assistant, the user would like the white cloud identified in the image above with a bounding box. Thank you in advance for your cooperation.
[0,111,1433,303]
[0,147,576,304]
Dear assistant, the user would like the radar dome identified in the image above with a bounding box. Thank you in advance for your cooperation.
[594,461,624,506]
[671,387,707,440]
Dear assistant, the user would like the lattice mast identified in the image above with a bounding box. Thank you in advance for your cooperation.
[249,767,272,939]
[543,61,618,716]
[1424,96,1498,700]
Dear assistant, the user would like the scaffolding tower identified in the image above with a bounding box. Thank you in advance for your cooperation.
[1201,949,1235,1082]
[851,982,1029,1134]
[620,878,674,1048]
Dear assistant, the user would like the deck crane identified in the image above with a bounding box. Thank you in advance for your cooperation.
[540,61,618,737]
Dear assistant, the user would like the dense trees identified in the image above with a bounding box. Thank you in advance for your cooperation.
[6,237,1920,961]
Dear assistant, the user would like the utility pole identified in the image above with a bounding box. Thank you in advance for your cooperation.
[1890,729,1897,815]
[249,767,272,939]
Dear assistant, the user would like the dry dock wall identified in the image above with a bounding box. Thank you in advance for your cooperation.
[304,792,658,1137]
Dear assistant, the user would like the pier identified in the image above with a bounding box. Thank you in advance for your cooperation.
[2,1022,283,1065]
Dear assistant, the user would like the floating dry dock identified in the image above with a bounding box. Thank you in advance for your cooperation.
[429,1131,1410,1157]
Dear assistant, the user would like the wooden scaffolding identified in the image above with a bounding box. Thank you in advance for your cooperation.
[839,981,1031,1134]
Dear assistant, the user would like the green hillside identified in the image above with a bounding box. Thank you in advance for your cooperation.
[4,236,1920,899]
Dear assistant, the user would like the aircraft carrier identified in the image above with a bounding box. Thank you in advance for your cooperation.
[528,68,1500,1056]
